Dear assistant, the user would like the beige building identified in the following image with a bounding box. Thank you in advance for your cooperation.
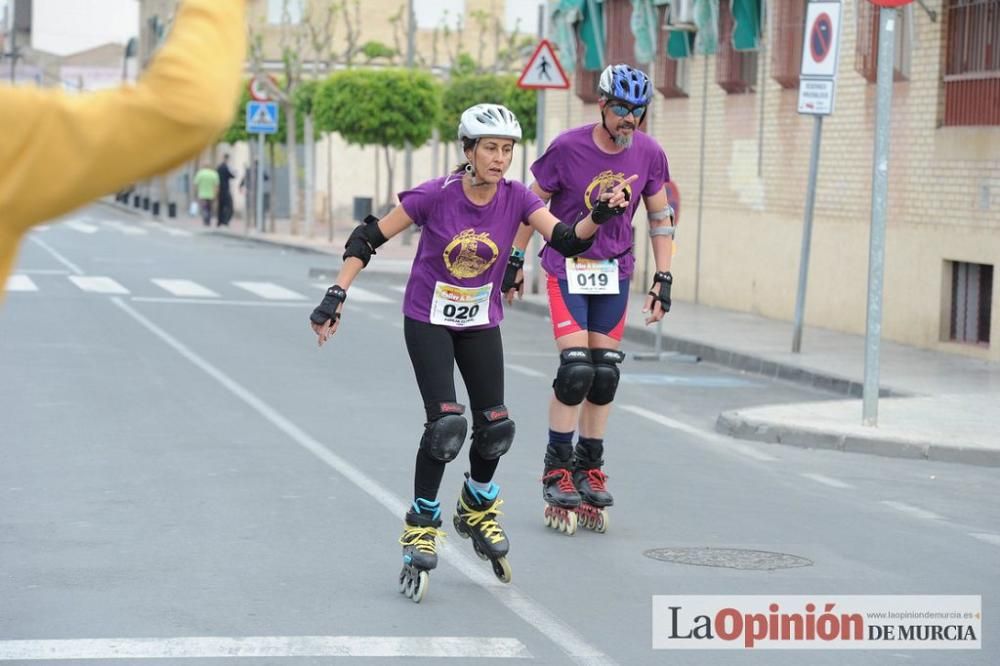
[545,0,997,361]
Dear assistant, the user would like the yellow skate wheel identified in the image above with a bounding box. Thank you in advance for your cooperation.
[398,570,408,594]
[564,511,578,536]
[410,570,429,603]
[493,556,512,584]
[595,509,609,533]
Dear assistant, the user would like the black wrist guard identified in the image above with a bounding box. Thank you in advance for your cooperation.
[343,215,388,267]
[548,221,594,258]
[591,189,630,225]
[501,255,524,293]
[648,271,672,313]
[310,285,347,326]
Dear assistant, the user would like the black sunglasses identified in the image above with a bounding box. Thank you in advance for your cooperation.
[607,101,647,119]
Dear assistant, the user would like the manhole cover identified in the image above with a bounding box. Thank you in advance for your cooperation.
[643,547,813,571]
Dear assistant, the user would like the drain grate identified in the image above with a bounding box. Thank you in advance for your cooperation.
[643,547,813,571]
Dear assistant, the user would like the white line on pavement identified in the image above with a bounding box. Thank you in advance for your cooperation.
[968,533,1000,547]
[880,501,942,521]
[312,283,393,303]
[507,364,547,379]
[110,298,616,666]
[619,404,778,462]
[233,281,306,300]
[800,473,853,489]
[0,636,530,661]
[28,237,84,275]
[102,220,148,235]
[5,275,38,292]
[390,285,407,293]
[151,279,219,298]
[130,297,304,307]
[64,220,99,234]
[68,276,130,295]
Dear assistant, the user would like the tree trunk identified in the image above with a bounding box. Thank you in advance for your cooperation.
[284,101,300,233]
[326,133,334,242]
[383,146,395,213]
[373,147,380,218]
[304,113,315,238]
[268,141,276,233]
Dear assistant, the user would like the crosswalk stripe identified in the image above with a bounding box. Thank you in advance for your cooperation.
[158,226,193,237]
[68,276,130,294]
[311,283,393,303]
[233,281,306,300]
[151,279,219,298]
[0,636,531,660]
[102,221,147,235]
[5,275,38,292]
[64,221,99,234]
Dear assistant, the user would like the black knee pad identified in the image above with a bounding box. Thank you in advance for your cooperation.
[552,347,595,406]
[419,402,467,462]
[471,405,515,460]
[587,349,625,405]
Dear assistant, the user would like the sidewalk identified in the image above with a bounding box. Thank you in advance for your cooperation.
[102,200,1000,467]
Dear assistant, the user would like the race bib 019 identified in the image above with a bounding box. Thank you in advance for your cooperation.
[566,258,619,294]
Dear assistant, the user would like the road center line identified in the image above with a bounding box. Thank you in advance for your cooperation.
[800,473,853,489]
[880,500,942,521]
[28,237,84,276]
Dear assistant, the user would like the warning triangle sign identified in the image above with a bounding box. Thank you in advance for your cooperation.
[251,105,274,125]
[517,39,569,90]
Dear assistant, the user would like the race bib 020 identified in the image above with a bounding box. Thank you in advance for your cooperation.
[429,282,492,327]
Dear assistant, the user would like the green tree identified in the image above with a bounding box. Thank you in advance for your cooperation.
[220,84,252,145]
[438,73,537,143]
[315,68,441,210]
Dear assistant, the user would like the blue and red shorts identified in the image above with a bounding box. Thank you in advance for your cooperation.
[546,274,630,341]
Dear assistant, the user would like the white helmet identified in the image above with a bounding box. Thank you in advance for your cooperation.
[457,103,522,142]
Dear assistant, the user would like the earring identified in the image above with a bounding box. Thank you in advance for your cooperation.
[465,163,474,176]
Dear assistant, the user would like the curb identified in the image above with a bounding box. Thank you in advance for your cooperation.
[715,410,1000,467]
[509,297,902,398]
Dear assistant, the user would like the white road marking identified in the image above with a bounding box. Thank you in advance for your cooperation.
[111,298,616,666]
[800,473,853,489]
[507,364,547,379]
[233,281,306,300]
[619,404,778,462]
[102,220,148,235]
[312,283,392,303]
[880,501,942,521]
[155,225,194,237]
[68,276,129,295]
[64,220,98,234]
[151,279,219,298]
[28,237,84,275]
[0,636,530,660]
[5,275,38,292]
[131,297,304,307]
[969,533,1000,547]
[390,285,407,293]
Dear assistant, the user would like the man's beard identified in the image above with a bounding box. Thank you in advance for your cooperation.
[614,131,634,148]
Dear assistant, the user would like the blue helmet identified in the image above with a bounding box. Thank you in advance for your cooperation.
[598,64,652,106]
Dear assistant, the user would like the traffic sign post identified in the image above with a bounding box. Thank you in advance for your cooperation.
[245,101,279,233]
[792,1,842,354]
[863,1,912,426]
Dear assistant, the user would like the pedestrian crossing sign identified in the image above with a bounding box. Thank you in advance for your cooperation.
[517,39,569,90]
[246,101,279,134]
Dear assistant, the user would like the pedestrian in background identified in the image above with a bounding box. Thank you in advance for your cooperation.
[216,154,237,226]
[194,164,220,226]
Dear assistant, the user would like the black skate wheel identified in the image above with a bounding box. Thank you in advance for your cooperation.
[398,569,408,594]
[472,541,489,561]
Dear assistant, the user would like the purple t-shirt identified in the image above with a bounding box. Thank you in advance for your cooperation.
[399,174,544,329]
[531,123,670,279]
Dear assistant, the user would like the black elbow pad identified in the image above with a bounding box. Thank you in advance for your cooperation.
[343,215,388,267]
[548,221,594,258]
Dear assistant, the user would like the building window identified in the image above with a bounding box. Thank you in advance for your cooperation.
[717,0,759,93]
[771,0,808,88]
[267,0,303,25]
[944,0,1000,126]
[855,2,911,83]
[655,5,692,98]
[948,261,993,346]
[604,0,639,67]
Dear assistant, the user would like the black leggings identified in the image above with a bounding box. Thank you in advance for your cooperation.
[404,317,505,502]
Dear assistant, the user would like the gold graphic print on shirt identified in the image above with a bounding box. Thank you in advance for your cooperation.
[443,229,500,279]
[584,170,633,210]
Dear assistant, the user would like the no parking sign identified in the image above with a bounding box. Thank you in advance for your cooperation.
[798,1,842,115]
